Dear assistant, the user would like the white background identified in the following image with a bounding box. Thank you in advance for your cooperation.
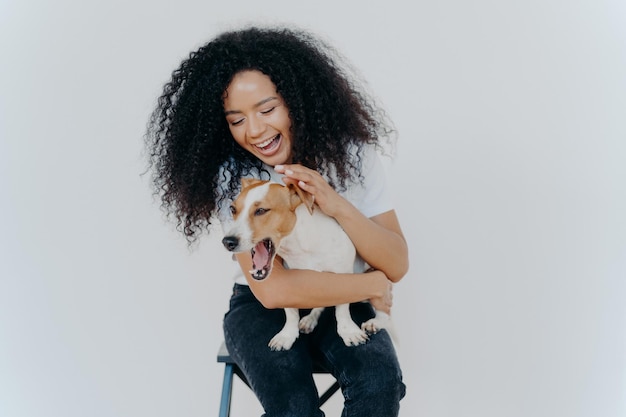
[1,1,625,416]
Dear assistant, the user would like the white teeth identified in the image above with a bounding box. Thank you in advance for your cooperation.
[255,135,277,149]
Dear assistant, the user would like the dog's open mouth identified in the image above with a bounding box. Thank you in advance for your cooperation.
[250,239,275,280]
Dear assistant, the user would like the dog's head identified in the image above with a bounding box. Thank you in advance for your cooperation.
[221,178,314,280]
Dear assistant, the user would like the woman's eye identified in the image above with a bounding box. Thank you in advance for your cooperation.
[260,107,275,115]
[231,118,244,126]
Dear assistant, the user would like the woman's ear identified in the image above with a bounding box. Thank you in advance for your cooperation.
[288,183,314,215]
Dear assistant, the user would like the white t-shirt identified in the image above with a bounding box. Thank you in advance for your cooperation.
[217,145,393,285]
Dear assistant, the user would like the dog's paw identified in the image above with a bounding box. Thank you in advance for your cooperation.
[337,323,369,347]
[361,311,390,334]
[298,314,319,334]
[361,318,384,334]
[268,331,298,351]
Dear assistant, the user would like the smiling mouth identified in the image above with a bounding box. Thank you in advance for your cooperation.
[250,239,276,280]
[255,134,281,153]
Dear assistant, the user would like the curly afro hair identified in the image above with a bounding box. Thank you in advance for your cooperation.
[145,26,396,242]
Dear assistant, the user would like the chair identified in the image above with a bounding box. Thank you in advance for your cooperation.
[217,342,341,417]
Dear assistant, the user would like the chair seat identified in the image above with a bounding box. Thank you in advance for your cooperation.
[217,341,340,417]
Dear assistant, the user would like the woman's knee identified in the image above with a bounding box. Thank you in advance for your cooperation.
[341,366,405,417]
[344,362,405,401]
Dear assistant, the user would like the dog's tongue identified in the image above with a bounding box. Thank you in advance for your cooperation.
[252,241,270,271]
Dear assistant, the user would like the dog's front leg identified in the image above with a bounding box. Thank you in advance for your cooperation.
[299,307,324,334]
[335,303,368,346]
[268,308,300,351]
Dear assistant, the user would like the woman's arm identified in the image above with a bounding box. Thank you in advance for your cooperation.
[236,252,392,311]
[275,164,409,282]
[334,208,408,283]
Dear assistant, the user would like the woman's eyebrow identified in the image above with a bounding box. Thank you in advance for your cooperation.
[224,96,279,115]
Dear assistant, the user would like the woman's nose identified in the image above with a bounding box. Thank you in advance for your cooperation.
[246,115,266,139]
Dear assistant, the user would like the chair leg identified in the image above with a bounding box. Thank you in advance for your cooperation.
[219,363,235,417]
[319,380,340,406]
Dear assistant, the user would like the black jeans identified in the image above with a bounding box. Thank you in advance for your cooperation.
[223,284,406,417]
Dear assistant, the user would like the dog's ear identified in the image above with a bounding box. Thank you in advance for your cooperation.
[241,177,263,190]
[288,183,314,215]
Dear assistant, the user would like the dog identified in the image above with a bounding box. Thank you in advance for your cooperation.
[221,178,390,351]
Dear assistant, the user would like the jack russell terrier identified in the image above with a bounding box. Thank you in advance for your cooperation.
[221,178,390,351]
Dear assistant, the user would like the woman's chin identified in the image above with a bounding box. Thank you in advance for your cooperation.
[261,155,290,167]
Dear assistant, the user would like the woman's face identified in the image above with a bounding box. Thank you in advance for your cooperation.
[223,70,293,166]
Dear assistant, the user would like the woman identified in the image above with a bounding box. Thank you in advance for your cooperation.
[146,26,408,417]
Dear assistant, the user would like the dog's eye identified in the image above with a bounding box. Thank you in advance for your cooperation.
[254,208,269,216]
[229,206,237,215]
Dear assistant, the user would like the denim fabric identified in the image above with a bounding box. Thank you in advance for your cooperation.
[223,284,406,417]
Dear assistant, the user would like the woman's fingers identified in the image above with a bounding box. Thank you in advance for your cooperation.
[275,164,321,183]
[275,164,329,195]
[274,164,349,218]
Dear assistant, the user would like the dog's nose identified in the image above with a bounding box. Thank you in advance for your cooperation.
[222,236,239,251]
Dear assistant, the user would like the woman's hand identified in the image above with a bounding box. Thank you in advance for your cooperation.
[274,164,347,218]
[368,270,393,315]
